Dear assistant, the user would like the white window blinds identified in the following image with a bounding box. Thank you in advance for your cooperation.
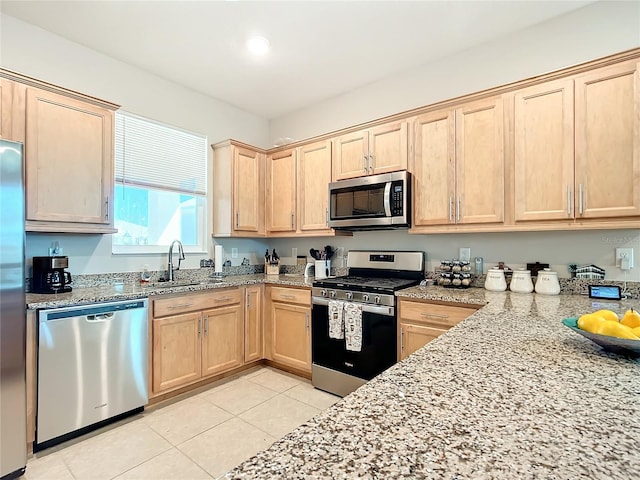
[114,111,207,195]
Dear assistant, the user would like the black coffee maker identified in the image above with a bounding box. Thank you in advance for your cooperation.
[32,256,72,294]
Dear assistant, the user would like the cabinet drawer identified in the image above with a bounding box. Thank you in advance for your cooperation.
[270,286,310,305]
[154,288,241,317]
[399,300,477,329]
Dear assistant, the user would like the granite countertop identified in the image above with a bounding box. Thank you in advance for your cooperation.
[25,274,313,310]
[226,289,640,479]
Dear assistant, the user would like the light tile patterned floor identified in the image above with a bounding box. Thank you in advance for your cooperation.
[25,367,339,479]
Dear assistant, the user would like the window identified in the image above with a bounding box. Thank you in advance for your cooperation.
[113,111,208,254]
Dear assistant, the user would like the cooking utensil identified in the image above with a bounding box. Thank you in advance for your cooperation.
[324,245,335,259]
[310,248,321,260]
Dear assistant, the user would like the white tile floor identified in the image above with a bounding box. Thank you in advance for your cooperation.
[25,367,339,480]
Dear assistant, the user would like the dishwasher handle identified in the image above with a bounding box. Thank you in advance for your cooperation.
[85,312,115,322]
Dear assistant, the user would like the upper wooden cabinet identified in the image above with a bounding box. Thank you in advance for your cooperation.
[0,79,17,141]
[212,140,265,237]
[513,79,575,222]
[24,87,115,231]
[574,60,640,220]
[298,140,333,234]
[266,149,297,233]
[333,121,408,180]
[411,96,505,230]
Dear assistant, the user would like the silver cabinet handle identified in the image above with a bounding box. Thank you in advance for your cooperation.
[421,312,449,319]
[363,154,367,173]
[567,185,572,216]
[236,211,239,228]
[282,294,296,300]
[579,184,584,215]
[400,328,404,352]
[204,315,209,336]
[305,313,310,330]
[291,212,294,230]
[247,291,252,310]
[214,297,232,302]
[198,316,202,337]
[369,153,374,173]
[104,197,109,221]
[168,303,193,309]
[449,196,453,222]
[456,196,461,222]
[325,208,329,227]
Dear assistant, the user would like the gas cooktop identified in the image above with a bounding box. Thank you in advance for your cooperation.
[313,275,420,293]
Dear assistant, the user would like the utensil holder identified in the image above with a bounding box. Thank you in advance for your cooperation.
[265,261,280,275]
[314,260,328,279]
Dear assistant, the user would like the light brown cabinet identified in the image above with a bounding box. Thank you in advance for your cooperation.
[266,149,297,233]
[411,96,504,230]
[151,288,243,395]
[0,79,17,140]
[212,140,265,237]
[265,286,311,374]
[332,121,408,180]
[398,299,477,360]
[513,79,575,222]
[244,285,263,363]
[297,140,333,234]
[574,60,640,220]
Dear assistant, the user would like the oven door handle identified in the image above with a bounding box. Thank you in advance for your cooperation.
[312,297,394,316]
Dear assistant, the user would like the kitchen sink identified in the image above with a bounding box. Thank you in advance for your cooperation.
[143,278,225,289]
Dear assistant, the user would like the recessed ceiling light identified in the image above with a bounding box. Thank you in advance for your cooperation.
[247,36,270,56]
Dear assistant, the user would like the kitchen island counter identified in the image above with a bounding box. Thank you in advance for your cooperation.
[226,290,640,479]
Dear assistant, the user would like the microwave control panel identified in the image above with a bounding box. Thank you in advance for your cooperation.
[391,181,404,215]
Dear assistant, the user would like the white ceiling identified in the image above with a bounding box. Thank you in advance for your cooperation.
[0,1,595,120]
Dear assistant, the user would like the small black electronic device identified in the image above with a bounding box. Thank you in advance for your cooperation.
[588,285,621,300]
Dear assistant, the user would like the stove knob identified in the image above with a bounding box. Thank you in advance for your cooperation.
[362,294,370,302]
[374,296,381,304]
[320,289,327,297]
[345,292,353,300]
[330,290,337,298]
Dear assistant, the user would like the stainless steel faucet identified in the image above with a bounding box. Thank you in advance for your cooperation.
[167,240,185,281]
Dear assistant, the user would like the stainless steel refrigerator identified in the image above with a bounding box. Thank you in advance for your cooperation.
[0,140,27,479]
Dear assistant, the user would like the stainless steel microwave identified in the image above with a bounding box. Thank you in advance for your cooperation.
[328,170,411,230]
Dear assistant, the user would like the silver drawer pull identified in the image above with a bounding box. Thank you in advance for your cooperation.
[421,312,449,319]
[215,297,233,302]
[168,303,193,309]
[281,294,296,300]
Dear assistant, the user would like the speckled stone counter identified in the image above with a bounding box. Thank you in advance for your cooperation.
[226,290,640,479]
[25,274,313,309]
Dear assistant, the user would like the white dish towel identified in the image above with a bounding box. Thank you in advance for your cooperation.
[328,300,345,339]
[344,302,363,352]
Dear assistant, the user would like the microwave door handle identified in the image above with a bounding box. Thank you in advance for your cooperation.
[383,182,392,217]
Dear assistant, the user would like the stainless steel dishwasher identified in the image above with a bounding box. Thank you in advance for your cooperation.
[36,298,149,450]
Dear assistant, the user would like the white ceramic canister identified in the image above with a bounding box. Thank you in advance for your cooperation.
[509,269,534,293]
[484,268,507,292]
[535,268,561,295]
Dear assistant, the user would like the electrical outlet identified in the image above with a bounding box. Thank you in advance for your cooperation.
[231,248,238,259]
[615,247,634,269]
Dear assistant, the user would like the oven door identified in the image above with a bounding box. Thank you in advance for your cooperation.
[311,297,396,395]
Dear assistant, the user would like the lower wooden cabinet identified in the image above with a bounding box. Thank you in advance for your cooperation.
[265,286,311,374]
[244,285,263,362]
[151,288,243,396]
[398,299,478,360]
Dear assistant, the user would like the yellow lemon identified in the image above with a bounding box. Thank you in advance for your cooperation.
[595,319,640,340]
[577,313,607,333]
[633,327,640,337]
[593,309,619,322]
[620,309,640,329]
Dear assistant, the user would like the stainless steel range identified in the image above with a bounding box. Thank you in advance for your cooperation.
[311,250,425,397]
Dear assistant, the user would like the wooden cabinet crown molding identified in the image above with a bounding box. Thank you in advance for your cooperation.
[0,68,119,111]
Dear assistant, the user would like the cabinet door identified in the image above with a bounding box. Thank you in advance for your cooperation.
[201,304,244,377]
[298,140,332,233]
[25,87,113,224]
[0,79,14,140]
[455,96,505,224]
[233,146,264,233]
[514,79,575,221]
[369,121,408,175]
[244,285,263,363]
[333,129,369,180]
[271,302,311,372]
[575,61,640,219]
[411,110,455,226]
[266,149,296,232]
[399,323,446,360]
[152,312,201,393]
